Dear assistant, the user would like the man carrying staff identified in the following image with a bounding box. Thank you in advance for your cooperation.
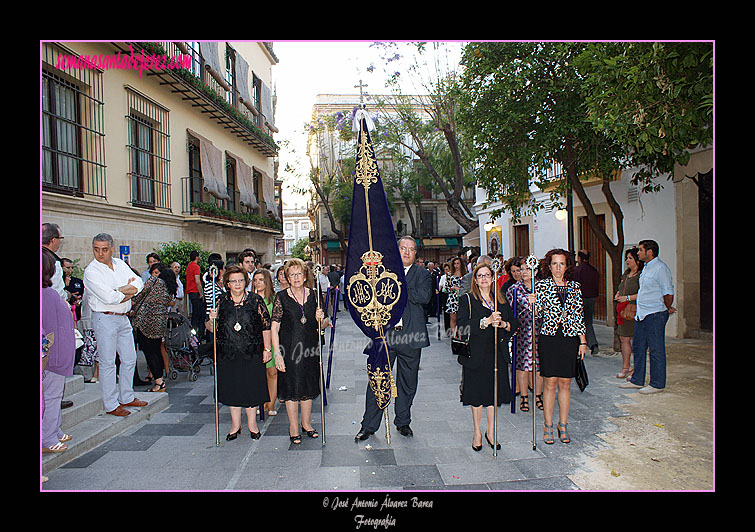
[356,236,433,441]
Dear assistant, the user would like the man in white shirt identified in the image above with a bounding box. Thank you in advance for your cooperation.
[83,233,147,417]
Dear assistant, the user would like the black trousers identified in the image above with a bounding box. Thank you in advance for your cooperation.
[188,292,205,332]
[136,329,165,381]
[360,344,421,432]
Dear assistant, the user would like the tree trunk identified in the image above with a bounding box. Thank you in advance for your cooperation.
[312,179,347,253]
[563,138,625,352]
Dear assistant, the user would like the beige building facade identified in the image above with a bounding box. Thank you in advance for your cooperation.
[41,41,282,274]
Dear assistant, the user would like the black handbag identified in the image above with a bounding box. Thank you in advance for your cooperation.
[575,356,589,392]
[451,294,472,358]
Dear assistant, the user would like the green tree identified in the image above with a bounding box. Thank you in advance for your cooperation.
[153,240,210,285]
[575,41,713,197]
[290,237,311,260]
[458,42,628,345]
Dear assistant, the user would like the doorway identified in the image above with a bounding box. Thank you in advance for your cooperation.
[579,214,607,321]
[514,224,530,257]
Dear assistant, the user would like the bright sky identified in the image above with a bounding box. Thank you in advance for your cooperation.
[270,41,465,210]
[272,41,388,210]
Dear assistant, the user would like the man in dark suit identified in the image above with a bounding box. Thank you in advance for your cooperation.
[356,236,433,441]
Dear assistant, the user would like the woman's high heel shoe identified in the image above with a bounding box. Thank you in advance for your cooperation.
[226,428,242,441]
[543,424,555,445]
[472,434,482,452]
[250,429,261,440]
[557,422,571,444]
[485,432,501,450]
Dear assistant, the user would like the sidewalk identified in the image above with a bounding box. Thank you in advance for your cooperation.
[41,309,713,491]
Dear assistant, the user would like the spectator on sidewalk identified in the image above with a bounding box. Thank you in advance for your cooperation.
[170,262,184,312]
[620,240,675,394]
[83,233,147,417]
[573,250,600,354]
[186,251,204,334]
[131,263,177,393]
[62,258,84,322]
[42,223,67,300]
[141,253,161,284]
[42,251,76,454]
[613,247,643,379]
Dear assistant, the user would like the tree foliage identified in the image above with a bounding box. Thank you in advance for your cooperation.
[575,42,713,193]
[153,240,210,285]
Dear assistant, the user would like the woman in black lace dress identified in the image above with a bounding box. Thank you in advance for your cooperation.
[207,265,272,441]
[271,259,330,444]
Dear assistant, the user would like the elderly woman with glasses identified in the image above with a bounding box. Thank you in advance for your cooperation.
[207,265,273,441]
[456,262,518,452]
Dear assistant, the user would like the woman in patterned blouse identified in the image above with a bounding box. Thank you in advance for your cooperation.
[131,263,177,393]
[527,249,587,445]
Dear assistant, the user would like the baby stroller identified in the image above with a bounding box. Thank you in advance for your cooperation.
[164,312,206,381]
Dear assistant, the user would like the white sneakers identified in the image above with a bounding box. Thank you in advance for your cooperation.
[619,381,664,394]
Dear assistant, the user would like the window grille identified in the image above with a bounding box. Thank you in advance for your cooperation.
[125,87,171,211]
[41,42,106,198]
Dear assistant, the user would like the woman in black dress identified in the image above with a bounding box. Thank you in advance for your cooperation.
[457,263,517,452]
[271,259,330,444]
[528,249,588,445]
[207,265,272,441]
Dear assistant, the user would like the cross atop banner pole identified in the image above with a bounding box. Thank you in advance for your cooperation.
[355,79,368,107]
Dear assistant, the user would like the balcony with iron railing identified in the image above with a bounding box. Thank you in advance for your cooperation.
[114,41,279,158]
[180,175,282,232]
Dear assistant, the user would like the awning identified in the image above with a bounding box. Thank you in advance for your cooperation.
[462,226,480,247]
[422,238,446,247]
[187,128,229,201]
[421,237,460,248]
[326,240,342,250]
[226,150,258,210]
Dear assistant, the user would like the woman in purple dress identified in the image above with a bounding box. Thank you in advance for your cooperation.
[42,251,76,454]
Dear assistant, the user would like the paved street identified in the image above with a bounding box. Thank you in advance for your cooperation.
[42,307,700,492]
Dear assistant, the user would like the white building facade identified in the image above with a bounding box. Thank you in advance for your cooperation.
[474,147,713,340]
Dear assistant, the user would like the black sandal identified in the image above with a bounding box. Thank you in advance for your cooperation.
[520,395,529,412]
[290,434,302,444]
[302,426,319,438]
[535,394,544,410]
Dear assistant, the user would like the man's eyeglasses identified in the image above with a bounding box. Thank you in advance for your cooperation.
[399,247,416,252]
